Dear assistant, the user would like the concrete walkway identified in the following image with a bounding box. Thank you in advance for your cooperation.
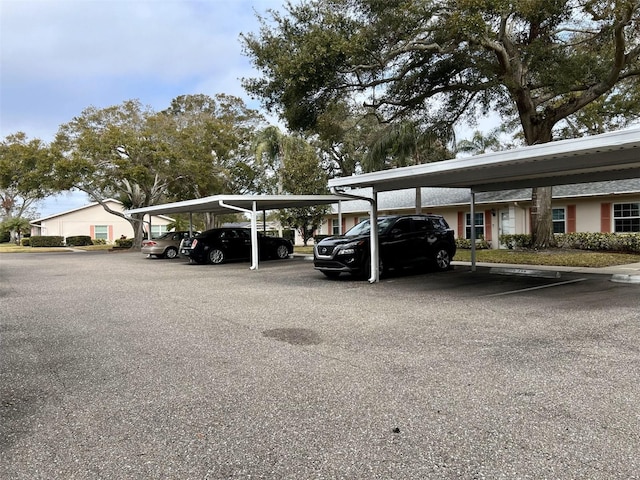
[453,260,640,283]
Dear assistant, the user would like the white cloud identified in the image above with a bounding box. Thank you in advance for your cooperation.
[0,0,285,141]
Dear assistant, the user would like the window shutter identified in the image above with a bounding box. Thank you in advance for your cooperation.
[567,205,576,233]
[600,203,611,232]
[484,211,492,241]
[457,211,464,238]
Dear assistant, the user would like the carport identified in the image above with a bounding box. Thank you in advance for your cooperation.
[328,127,640,282]
[124,194,346,270]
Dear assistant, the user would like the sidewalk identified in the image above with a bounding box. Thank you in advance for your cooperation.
[452,260,640,283]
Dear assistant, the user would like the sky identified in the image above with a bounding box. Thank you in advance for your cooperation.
[0,0,286,217]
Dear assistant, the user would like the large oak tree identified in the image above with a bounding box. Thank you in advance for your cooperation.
[0,132,56,239]
[243,0,640,247]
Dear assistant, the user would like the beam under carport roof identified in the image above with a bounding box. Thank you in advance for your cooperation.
[124,194,347,270]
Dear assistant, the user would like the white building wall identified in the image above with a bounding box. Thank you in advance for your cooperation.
[32,201,172,243]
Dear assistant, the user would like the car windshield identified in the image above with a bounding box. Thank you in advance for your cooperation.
[344,217,396,236]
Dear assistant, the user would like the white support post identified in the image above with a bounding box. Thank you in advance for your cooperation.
[250,201,259,270]
[470,191,477,272]
[218,200,259,271]
[369,188,379,283]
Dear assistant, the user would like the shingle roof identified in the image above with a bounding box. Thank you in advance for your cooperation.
[332,179,640,213]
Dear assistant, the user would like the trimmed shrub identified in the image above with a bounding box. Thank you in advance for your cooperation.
[66,235,93,247]
[455,237,491,250]
[21,238,30,247]
[92,238,107,245]
[29,236,64,247]
[499,234,533,249]
[556,232,640,253]
[114,238,133,248]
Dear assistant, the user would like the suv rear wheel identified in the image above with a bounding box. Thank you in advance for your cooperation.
[434,247,451,271]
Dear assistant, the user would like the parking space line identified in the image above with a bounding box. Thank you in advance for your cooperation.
[484,278,588,297]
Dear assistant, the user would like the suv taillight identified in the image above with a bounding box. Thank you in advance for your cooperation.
[192,239,198,248]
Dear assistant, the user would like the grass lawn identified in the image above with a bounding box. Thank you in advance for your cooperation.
[0,243,112,253]
[453,248,640,268]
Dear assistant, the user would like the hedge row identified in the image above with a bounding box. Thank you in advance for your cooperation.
[29,236,64,247]
[455,238,491,250]
[66,235,93,246]
[499,232,640,253]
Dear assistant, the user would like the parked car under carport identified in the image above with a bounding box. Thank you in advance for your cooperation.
[142,231,197,259]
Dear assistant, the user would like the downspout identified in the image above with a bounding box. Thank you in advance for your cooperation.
[218,200,259,270]
[330,187,379,283]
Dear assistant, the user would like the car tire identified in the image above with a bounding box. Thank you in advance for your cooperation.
[164,247,178,259]
[208,248,225,265]
[434,247,452,271]
[276,244,290,259]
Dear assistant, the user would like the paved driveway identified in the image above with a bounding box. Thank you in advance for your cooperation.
[1,252,639,479]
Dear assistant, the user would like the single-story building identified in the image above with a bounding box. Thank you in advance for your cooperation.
[30,199,174,243]
[318,179,640,248]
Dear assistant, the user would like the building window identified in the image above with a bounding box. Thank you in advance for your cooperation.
[552,208,566,234]
[94,225,108,240]
[613,203,640,232]
[150,225,168,238]
[332,219,340,235]
[465,212,485,239]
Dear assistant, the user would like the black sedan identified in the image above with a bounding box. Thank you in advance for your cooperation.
[313,214,456,278]
[180,227,293,265]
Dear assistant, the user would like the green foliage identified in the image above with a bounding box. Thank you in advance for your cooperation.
[556,232,640,254]
[114,238,133,248]
[499,234,534,249]
[1,217,31,238]
[92,238,107,245]
[29,236,64,247]
[455,237,491,250]
[66,235,93,246]
[20,237,30,246]
[243,0,640,248]
[0,132,56,218]
[498,232,640,253]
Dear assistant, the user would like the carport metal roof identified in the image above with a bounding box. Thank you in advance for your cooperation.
[124,194,346,270]
[328,127,640,282]
[329,127,640,192]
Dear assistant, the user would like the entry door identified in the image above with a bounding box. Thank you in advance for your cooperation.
[499,209,515,247]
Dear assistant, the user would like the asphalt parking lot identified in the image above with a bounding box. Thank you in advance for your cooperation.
[1,251,639,479]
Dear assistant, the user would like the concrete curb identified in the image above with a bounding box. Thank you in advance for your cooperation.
[611,274,640,284]
[489,267,562,279]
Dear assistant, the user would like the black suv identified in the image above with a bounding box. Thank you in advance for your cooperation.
[313,214,456,278]
[180,228,293,265]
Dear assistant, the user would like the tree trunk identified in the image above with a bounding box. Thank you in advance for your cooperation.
[128,213,146,249]
[205,212,216,230]
[530,186,556,248]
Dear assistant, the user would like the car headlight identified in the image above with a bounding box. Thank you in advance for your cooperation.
[337,240,364,255]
